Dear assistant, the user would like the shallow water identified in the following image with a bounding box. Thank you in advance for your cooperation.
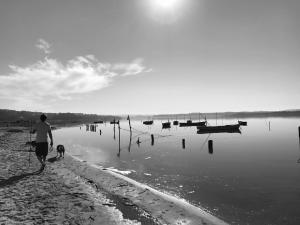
[53,118,300,224]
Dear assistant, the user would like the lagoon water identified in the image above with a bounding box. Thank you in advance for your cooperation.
[53,118,300,225]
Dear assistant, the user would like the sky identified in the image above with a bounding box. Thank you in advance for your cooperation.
[0,0,299,115]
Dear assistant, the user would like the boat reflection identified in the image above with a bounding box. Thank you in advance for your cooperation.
[197,124,241,134]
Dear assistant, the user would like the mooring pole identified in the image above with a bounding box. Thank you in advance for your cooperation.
[182,139,185,149]
[127,115,132,152]
[113,125,116,140]
[128,131,132,152]
[136,137,141,147]
[127,115,132,132]
[269,121,271,131]
[298,126,300,163]
[208,140,213,154]
[151,134,154,146]
[118,121,121,153]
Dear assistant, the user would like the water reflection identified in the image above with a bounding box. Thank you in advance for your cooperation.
[53,118,300,225]
[298,135,300,163]
[208,140,213,154]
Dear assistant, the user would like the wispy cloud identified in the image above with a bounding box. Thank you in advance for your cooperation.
[0,53,151,111]
[35,39,52,54]
[113,58,153,76]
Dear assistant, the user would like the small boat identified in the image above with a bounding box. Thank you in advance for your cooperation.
[93,121,104,124]
[238,120,247,126]
[179,120,206,127]
[143,120,153,125]
[110,120,119,124]
[197,124,241,134]
[173,120,179,125]
[162,122,171,129]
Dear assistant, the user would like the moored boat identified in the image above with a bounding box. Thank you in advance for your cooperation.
[93,120,104,124]
[162,122,171,129]
[179,120,206,127]
[173,120,179,125]
[110,120,119,124]
[238,120,247,126]
[143,120,154,125]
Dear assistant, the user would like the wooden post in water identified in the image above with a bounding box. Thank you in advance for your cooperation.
[182,139,185,149]
[128,131,132,152]
[269,121,271,131]
[136,137,141,147]
[127,115,132,152]
[151,134,154,146]
[127,115,132,133]
[118,121,121,153]
[298,126,300,163]
[113,119,116,140]
[208,140,213,154]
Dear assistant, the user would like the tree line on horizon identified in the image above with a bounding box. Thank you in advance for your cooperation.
[0,109,120,125]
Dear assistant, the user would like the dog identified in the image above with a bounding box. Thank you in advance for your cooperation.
[56,144,65,158]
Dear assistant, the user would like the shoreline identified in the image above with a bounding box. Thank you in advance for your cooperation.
[0,128,228,225]
[0,130,143,225]
[62,154,229,225]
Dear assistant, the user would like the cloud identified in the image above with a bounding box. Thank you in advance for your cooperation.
[0,55,151,111]
[35,39,52,54]
[113,58,153,76]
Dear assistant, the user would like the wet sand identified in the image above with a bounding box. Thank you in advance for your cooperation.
[0,128,228,225]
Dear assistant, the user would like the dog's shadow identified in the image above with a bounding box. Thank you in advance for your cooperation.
[47,156,63,163]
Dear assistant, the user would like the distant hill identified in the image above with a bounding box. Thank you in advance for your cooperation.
[150,110,300,120]
[1,109,299,126]
[0,109,120,126]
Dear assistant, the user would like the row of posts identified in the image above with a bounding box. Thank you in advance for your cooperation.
[126,115,214,153]
[85,121,299,158]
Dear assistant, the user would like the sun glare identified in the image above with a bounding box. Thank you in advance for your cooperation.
[153,0,180,10]
[144,0,187,24]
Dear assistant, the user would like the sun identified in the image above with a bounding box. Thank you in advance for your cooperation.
[143,0,187,24]
[153,0,181,10]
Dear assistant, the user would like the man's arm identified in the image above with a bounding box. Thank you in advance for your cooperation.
[48,129,53,146]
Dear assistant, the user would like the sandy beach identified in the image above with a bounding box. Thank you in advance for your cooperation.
[0,128,228,225]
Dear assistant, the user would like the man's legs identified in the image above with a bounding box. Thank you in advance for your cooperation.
[36,155,43,164]
[36,142,48,171]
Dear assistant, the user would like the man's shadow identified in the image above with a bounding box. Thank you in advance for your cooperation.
[0,170,42,188]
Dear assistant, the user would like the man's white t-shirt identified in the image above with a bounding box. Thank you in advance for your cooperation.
[33,121,51,143]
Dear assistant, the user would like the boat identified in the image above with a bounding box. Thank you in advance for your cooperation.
[197,124,241,134]
[143,120,153,125]
[238,120,247,126]
[93,120,104,124]
[110,120,119,124]
[162,122,171,129]
[179,120,206,127]
[173,120,179,125]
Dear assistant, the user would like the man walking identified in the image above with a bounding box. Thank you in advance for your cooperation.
[31,114,53,171]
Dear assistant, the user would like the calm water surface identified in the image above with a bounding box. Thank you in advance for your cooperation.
[53,118,300,225]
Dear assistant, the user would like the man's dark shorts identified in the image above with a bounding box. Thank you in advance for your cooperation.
[35,142,48,158]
